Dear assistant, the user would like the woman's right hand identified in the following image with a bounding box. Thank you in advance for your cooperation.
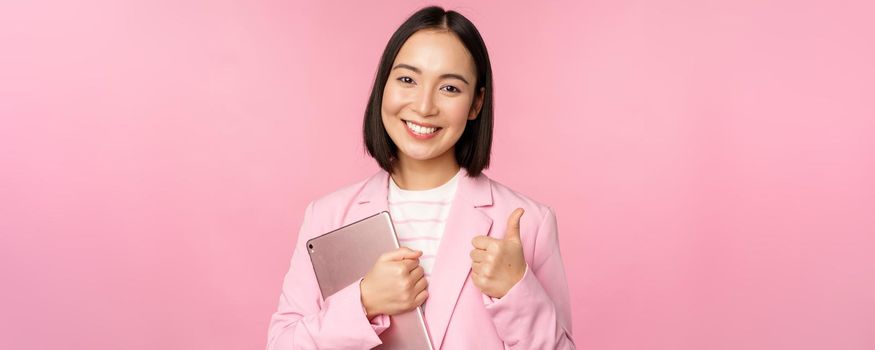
[360,247,429,319]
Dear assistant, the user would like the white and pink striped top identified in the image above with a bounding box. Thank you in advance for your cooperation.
[388,169,462,279]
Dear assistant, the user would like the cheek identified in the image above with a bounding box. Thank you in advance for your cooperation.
[381,84,407,117]
[440,97,474,126]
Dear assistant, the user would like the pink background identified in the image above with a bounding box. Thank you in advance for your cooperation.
[2,0,873,349]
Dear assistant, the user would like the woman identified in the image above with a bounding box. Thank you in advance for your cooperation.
[267,6,574,349]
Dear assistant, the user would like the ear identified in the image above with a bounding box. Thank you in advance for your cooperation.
[468,87,485,121]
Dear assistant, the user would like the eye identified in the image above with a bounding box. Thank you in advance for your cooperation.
[440,85,461,93]
[397,76,415,84]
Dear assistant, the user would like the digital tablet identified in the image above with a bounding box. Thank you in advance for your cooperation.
[306,211,434,350]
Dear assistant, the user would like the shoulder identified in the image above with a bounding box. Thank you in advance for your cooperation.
[484,175,554,220]
[309,173,375,209]
[299,171,383,231]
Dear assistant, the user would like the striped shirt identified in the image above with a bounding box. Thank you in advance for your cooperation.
[388,169,461,279]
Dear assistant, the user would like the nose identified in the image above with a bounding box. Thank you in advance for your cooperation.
[411,89,438,117]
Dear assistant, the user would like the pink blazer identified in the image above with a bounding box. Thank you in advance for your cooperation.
[266,169,575,349]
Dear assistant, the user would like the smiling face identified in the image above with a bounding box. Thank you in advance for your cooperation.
[381,29,484,167]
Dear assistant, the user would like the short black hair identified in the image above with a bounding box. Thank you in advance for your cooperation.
[363,6,494,177]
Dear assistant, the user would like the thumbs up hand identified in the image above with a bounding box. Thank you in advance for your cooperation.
[470,208,527,299]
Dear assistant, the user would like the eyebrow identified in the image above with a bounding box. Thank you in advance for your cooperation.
[392,63,470,85]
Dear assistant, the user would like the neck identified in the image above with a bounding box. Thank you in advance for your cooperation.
[391,149,461,190]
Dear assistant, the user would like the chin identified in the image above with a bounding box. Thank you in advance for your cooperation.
[400,144,454,162]
[399,150,438,161]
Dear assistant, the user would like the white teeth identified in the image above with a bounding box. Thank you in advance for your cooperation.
[405,121,438,135]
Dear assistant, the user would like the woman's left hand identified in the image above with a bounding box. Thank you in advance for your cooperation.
[470,208,527,299]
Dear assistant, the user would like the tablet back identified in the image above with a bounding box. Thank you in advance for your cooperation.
[306,211,433,350]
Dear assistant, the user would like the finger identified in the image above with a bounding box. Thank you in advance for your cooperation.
[471,260,484,275]
[400,258,420,272]
[399,246,424,259]
[469,249,488,262]
[413,273,428,293]
[381,247,422,261]
[504,208,525,242]
[470,272,486,289]
[472,235,496,250]
[414,288,429,306]
[409,265,425,281]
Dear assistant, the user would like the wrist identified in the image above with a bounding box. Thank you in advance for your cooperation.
[359,279,378,319]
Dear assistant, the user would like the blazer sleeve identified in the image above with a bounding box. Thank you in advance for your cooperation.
[482,206,576,349]
[266,201,390,350]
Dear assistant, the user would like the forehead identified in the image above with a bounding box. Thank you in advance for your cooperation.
[393,29,477,78]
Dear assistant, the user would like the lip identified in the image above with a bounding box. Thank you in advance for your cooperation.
[402,119,441,128]
[401,119,441,140]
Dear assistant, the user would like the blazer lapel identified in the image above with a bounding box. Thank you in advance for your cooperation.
[343,170,390,226]
[344,169,495,349]
[424,170,494,349]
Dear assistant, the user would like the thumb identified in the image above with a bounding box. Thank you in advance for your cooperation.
[382,246,423,261]
[504,208,524,242]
